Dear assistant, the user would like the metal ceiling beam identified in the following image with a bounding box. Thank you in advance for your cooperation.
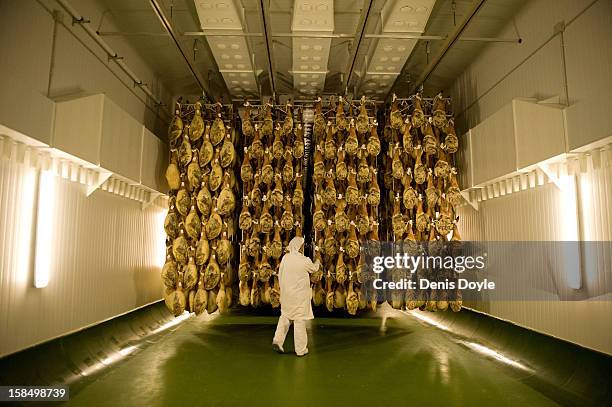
[185,31,263,37]
[99,31,520,43]
[402,0,488,95]
[148,0,214,99]
[341,0,374,94]
[365,33,520,43]
[257,0,277,101]
[273,32,354,38]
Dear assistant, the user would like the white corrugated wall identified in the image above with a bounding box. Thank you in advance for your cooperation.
[451,0,612,355]
[457,161,612,354]
[0,153,165,357]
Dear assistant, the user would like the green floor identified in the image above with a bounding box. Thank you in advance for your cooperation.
[65,307,559,407]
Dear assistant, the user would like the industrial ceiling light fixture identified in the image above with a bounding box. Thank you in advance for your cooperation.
[360,0,436,98]
[193,0,259,100]
[290,0,335,97]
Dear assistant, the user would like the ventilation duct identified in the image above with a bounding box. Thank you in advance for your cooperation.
[291,0,334,96]
[194,0,258,98]
[360,0,435,97]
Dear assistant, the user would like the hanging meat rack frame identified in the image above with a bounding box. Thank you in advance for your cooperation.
[380,93,458,242]
[174,100,236,126]
[394,95,454,118]
[306,97,382,278]
[169,100,244,274]
[237,101,311,272]
[239,102,306,125]
[238,95,384,121]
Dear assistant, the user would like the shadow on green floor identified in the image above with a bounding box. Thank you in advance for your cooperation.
[2,302,610,406]
[139,315,559,407]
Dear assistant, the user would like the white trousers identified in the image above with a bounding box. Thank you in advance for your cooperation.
[273,315,308,355]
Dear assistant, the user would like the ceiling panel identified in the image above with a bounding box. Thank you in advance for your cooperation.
[94,0,528,100]
[389,0,528,97]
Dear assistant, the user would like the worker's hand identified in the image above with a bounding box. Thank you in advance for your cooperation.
[314,259,321,268]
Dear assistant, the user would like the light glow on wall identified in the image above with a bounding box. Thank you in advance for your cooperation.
[34,170,56,288]
[17,167,37,284]
[558,174,581,289]
[578,172,593,239]
[155,209,168,269]
[577,171,601,288]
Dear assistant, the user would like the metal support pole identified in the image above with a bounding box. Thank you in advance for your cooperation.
[54,0,164,106]
[149,0,216,100]
[364,33,520,43]
[405,0,488,95]
[98,31,519,43]
[258,0,277,101]
[342,0,374,94]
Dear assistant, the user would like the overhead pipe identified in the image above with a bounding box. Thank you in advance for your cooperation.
[272,33,354,39]
[258,0,277,101]
[54,0,163,106]
[97,31,170,37]
[396,0,489,96]
[148,0,216,100]
[365,33,520,43]
[342,0,374,94]
[101,30,520,43]
[184,31,263,37]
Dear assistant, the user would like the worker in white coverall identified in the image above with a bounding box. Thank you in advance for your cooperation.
[272,236,320,356]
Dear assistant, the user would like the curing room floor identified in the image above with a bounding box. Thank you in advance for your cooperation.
[66,306,559,407]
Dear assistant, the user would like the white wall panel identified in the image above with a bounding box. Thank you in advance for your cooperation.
[454,38,564,133]
[457,175,612,354]
[53,94,104,165]
[577,153,612,299]
[0,0,170,140]
[141,128,168,193]
[456,203,484,241]
[450,0,598,133]
[456,131,473,189]
[451,0,610,147]
[513,100,566,169]
[0,156,165,357]
[48,3,169,136]
[99,97,143,182]
[449,0,612,354]
[0,0,55,145]
[563,0,612,149]
[470,103,517,185]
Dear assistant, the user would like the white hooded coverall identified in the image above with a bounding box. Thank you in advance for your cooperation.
[272,236,320,355]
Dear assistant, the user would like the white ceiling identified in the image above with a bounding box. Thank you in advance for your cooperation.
[95,0,527,101]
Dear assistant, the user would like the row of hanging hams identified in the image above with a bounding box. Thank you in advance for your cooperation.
[310,96,381,315]
[381,92,463,312]
[237,102,305,308]
[162,101,239,316]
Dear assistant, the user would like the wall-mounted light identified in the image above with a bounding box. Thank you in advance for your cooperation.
[156,209,168,269]
[34,170,56,288]
[558,174,581,289]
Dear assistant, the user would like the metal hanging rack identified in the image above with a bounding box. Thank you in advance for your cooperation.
[174,99,236,125]
[395,95,454,118]
[238,102,307,126]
